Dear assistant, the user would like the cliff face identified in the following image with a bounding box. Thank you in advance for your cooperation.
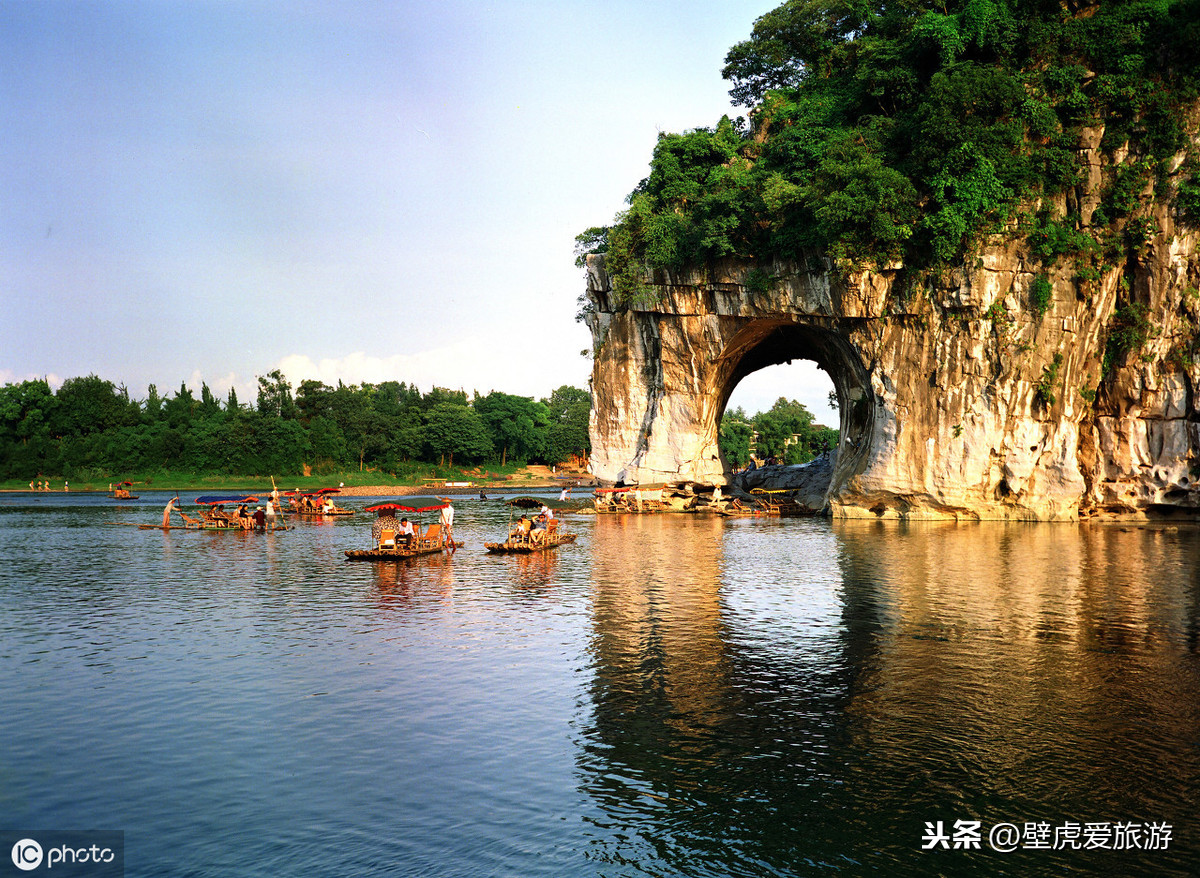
[584,135,1200,520]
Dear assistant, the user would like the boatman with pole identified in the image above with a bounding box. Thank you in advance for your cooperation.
[162,495,181,527]
[439,498,455,550]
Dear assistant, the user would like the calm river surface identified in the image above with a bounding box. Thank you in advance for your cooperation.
[1,491,1198,877]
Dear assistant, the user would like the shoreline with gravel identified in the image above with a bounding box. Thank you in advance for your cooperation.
[2,478,595,498]
[333,481,593,497]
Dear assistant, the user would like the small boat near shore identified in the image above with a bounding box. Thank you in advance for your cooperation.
[592,485,667,513]
[288,487,355,516]
[110,480,139,500]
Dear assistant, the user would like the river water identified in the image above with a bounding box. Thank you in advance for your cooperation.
[1,491,1197,877]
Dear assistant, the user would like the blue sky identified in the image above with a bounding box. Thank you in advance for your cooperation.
[1,0,837,425]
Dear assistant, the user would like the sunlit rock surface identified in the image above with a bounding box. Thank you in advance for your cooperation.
[584,164,1200,520]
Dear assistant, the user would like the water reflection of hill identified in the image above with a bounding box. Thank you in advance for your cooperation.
[578,517,1200,875]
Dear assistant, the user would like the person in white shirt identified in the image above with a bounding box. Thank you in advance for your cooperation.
[439,500,455,547]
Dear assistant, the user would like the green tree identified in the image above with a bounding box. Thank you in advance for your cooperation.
[295,379,335,423]
[421,386,470,411]
[52,374,136,437]
[578,0,1200,287]
[306,416,349,469]
[162,382,197,429]
[198,382,222,419]
[474,391,549,465]
[542,385,591,464]
[423,402,493,465]
[144,384,163,422]
[0,379,58,478]
[256,369,298,420]
[389,410,426,465]
[719,406,754,468]
[753,397,818,463]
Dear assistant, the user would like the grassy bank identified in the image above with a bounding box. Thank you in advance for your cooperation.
[3,462,575,493]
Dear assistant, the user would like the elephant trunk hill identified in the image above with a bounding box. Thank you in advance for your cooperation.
[583,125,1200,520]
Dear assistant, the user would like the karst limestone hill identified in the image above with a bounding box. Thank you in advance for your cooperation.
[584,130,1200,520]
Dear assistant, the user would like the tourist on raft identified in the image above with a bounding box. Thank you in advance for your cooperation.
[372,507,402,547]
[512,514,532,542]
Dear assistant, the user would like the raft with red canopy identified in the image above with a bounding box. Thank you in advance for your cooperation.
[346,497,460,560]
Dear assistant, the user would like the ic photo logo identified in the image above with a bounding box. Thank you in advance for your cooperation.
[11,839,42,871]
[2,832,122,876]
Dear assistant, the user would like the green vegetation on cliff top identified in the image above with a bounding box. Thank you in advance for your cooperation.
[577,0,1200,305]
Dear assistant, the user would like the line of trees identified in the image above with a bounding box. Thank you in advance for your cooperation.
[0,371,592,481]
[719,398,838,468]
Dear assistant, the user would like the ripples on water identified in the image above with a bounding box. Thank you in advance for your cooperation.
[1,494,1198,876]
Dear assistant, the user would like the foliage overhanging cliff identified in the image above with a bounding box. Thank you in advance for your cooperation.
[576,0,1200,306]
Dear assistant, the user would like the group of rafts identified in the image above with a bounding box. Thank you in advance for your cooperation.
[141,489,579,560]
[591,484,805,517]
[147,488,357,531]
[348,496,576,558]
[140,482,801,560]
[347,496,578,560]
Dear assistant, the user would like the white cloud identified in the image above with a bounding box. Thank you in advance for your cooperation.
[0,369,65,391]
[186,370,259,408]
[274,338,591,402]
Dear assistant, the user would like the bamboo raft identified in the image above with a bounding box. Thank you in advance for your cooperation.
[484,533,577,554]
[345,541,463,561]
[486,496,579,553]
[134,523,291,531]
[347,496,461,561]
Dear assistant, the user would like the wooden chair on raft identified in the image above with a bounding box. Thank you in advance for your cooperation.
[420,523,442,549]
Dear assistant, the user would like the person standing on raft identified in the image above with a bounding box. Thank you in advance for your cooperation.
[439,498,455,549]
[162,496,181,527]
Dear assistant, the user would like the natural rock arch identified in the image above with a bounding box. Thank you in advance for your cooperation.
[710,319,875,494]
[583,221,1200,520]
[582,255,898,511]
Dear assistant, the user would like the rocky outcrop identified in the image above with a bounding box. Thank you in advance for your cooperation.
[584,137,1200,520]
[732,451,837,514]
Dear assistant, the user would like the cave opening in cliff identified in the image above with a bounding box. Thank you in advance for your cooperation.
[726,360,838,430]
[715,321,873,477]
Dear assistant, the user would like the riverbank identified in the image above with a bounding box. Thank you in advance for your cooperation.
[2,464,595,496]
